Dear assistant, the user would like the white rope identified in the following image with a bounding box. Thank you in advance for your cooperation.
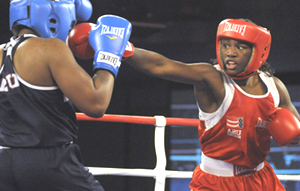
[277,175,300,181]
[87,167,193,178]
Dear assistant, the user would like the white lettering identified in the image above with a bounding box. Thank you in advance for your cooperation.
[227,129,242,139]
[223,22,247,36]
[0,78,8,92]
[0,74,20,92]
[235,165,256,176]
[96,51,121,68]
[6,74,19,89]
[255,117,269,130]
[100,24,125,39]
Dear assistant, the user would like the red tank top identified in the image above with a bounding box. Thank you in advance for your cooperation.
[199,66,279,168]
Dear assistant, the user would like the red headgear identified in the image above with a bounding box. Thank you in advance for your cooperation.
[216,19,271,79]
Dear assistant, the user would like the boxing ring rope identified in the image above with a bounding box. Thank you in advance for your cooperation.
[76,113,300,191]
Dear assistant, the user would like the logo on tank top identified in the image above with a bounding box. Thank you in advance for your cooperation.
[255,117,269,131]
[226,115,243,139]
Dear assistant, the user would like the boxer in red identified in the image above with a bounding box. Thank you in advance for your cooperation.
[124,18,299,191]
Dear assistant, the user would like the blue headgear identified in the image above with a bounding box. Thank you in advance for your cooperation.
[10,0,93,42]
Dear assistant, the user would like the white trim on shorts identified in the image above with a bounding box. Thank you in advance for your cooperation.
[200,152,264,177]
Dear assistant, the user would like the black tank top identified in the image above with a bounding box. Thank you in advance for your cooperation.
[0,35,78,147]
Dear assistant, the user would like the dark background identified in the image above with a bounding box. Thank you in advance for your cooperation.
[1,0,300,190]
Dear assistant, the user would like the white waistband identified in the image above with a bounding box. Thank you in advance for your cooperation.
[200,153,264,177]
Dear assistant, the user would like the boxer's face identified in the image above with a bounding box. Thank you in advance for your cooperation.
[219,38,252,77]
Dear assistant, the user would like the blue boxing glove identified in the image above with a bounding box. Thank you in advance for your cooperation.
[89,15,132,77]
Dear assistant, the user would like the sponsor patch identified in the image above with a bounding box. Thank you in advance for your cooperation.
[226,116,243,139]
[234,165,257,176]
[226,116,243,129]
[227,129,242,139]
[96,51,121,68]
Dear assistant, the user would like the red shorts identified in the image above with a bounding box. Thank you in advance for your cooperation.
[189,161,285,191]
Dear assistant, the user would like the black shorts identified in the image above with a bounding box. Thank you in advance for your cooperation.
[0,143,105,191]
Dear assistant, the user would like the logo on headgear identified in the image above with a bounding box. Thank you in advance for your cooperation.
[223,22,247,36]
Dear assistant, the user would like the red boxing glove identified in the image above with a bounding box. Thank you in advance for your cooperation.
[123,42,134,58]
[268,107,300,146]
[67,23,133,60]
[67,22,95,59]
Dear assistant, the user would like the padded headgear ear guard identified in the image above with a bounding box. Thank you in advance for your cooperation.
[216,19,271,79]
[10,0,93,42]
[75,0,93,21]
